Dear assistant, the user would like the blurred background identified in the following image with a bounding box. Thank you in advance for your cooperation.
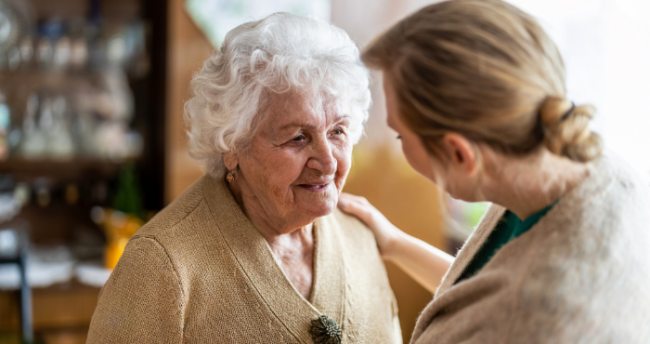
[0,0,647,343]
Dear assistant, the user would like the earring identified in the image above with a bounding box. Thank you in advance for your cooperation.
[226,170,236,183]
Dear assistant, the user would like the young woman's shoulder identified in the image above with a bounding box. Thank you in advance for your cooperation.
[584,152,650,223]
[411,152,650,344]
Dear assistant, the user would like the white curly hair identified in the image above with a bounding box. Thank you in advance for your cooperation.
[184,12,371,178]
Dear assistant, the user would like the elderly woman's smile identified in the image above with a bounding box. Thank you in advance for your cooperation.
[227,90,352,235]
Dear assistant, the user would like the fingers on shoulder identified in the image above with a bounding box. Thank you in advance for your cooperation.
[340,192,370,205]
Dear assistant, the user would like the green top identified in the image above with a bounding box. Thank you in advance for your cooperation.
[455,203,555,284]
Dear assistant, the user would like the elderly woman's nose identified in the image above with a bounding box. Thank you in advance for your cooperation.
[306,140,338,175]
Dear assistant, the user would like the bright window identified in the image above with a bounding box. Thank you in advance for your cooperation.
[508,0,650,184]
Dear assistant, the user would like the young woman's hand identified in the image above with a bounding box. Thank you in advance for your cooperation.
[337,193,403,259]
[338,192,453,293]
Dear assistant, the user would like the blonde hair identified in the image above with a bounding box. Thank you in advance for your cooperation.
[363,0,602,163]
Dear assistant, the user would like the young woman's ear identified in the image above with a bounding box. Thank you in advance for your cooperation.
[441,133,478,175]
[223,152,239,171]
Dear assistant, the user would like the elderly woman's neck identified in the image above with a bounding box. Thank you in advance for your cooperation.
[227,178,315,242]
[227,177,316,300]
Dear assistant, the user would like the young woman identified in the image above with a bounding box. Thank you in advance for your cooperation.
[338,0,650,343]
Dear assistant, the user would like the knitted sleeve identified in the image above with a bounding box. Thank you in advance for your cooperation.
[87,237,185,344]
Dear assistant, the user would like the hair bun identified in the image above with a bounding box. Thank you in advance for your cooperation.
[540,97,602,162]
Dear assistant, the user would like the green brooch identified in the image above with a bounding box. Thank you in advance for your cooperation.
[309,315,342,344]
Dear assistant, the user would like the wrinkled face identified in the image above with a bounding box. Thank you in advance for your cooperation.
[236,90,353,229]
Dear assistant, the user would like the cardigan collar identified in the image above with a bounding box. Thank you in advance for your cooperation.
[200,174,347,343]
[435,203,506,297]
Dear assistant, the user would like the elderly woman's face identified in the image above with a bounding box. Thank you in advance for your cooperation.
[234,91,353,229]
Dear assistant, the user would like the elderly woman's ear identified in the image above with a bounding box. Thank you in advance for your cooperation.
[223,152,238,172]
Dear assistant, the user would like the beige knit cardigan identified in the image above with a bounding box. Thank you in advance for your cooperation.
[411,155,650,344]
[87,175,401,344]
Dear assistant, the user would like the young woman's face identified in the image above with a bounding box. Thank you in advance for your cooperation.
[383,73,482,201]
[383,74,438,182]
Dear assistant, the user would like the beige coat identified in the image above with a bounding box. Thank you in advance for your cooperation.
[87,175,401,344]
[412,155,650,344]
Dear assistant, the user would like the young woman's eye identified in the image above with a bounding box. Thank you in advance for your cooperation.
[396,135,402,140]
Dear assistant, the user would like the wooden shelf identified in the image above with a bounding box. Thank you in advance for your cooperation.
[0,281,100,332]
[0,158,124,183]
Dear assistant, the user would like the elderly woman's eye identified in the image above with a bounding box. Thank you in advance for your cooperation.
[332,128,344,135]
[292,134,306,142]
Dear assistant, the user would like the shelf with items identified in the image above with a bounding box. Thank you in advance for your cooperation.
[0,158,124,183]
[0,17,147,164]
[0,0,167,340]
[0,0,166,206]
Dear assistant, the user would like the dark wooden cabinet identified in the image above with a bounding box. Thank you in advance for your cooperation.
[0,0,168,343]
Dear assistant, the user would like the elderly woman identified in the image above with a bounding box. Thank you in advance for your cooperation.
[87,13,401,344]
